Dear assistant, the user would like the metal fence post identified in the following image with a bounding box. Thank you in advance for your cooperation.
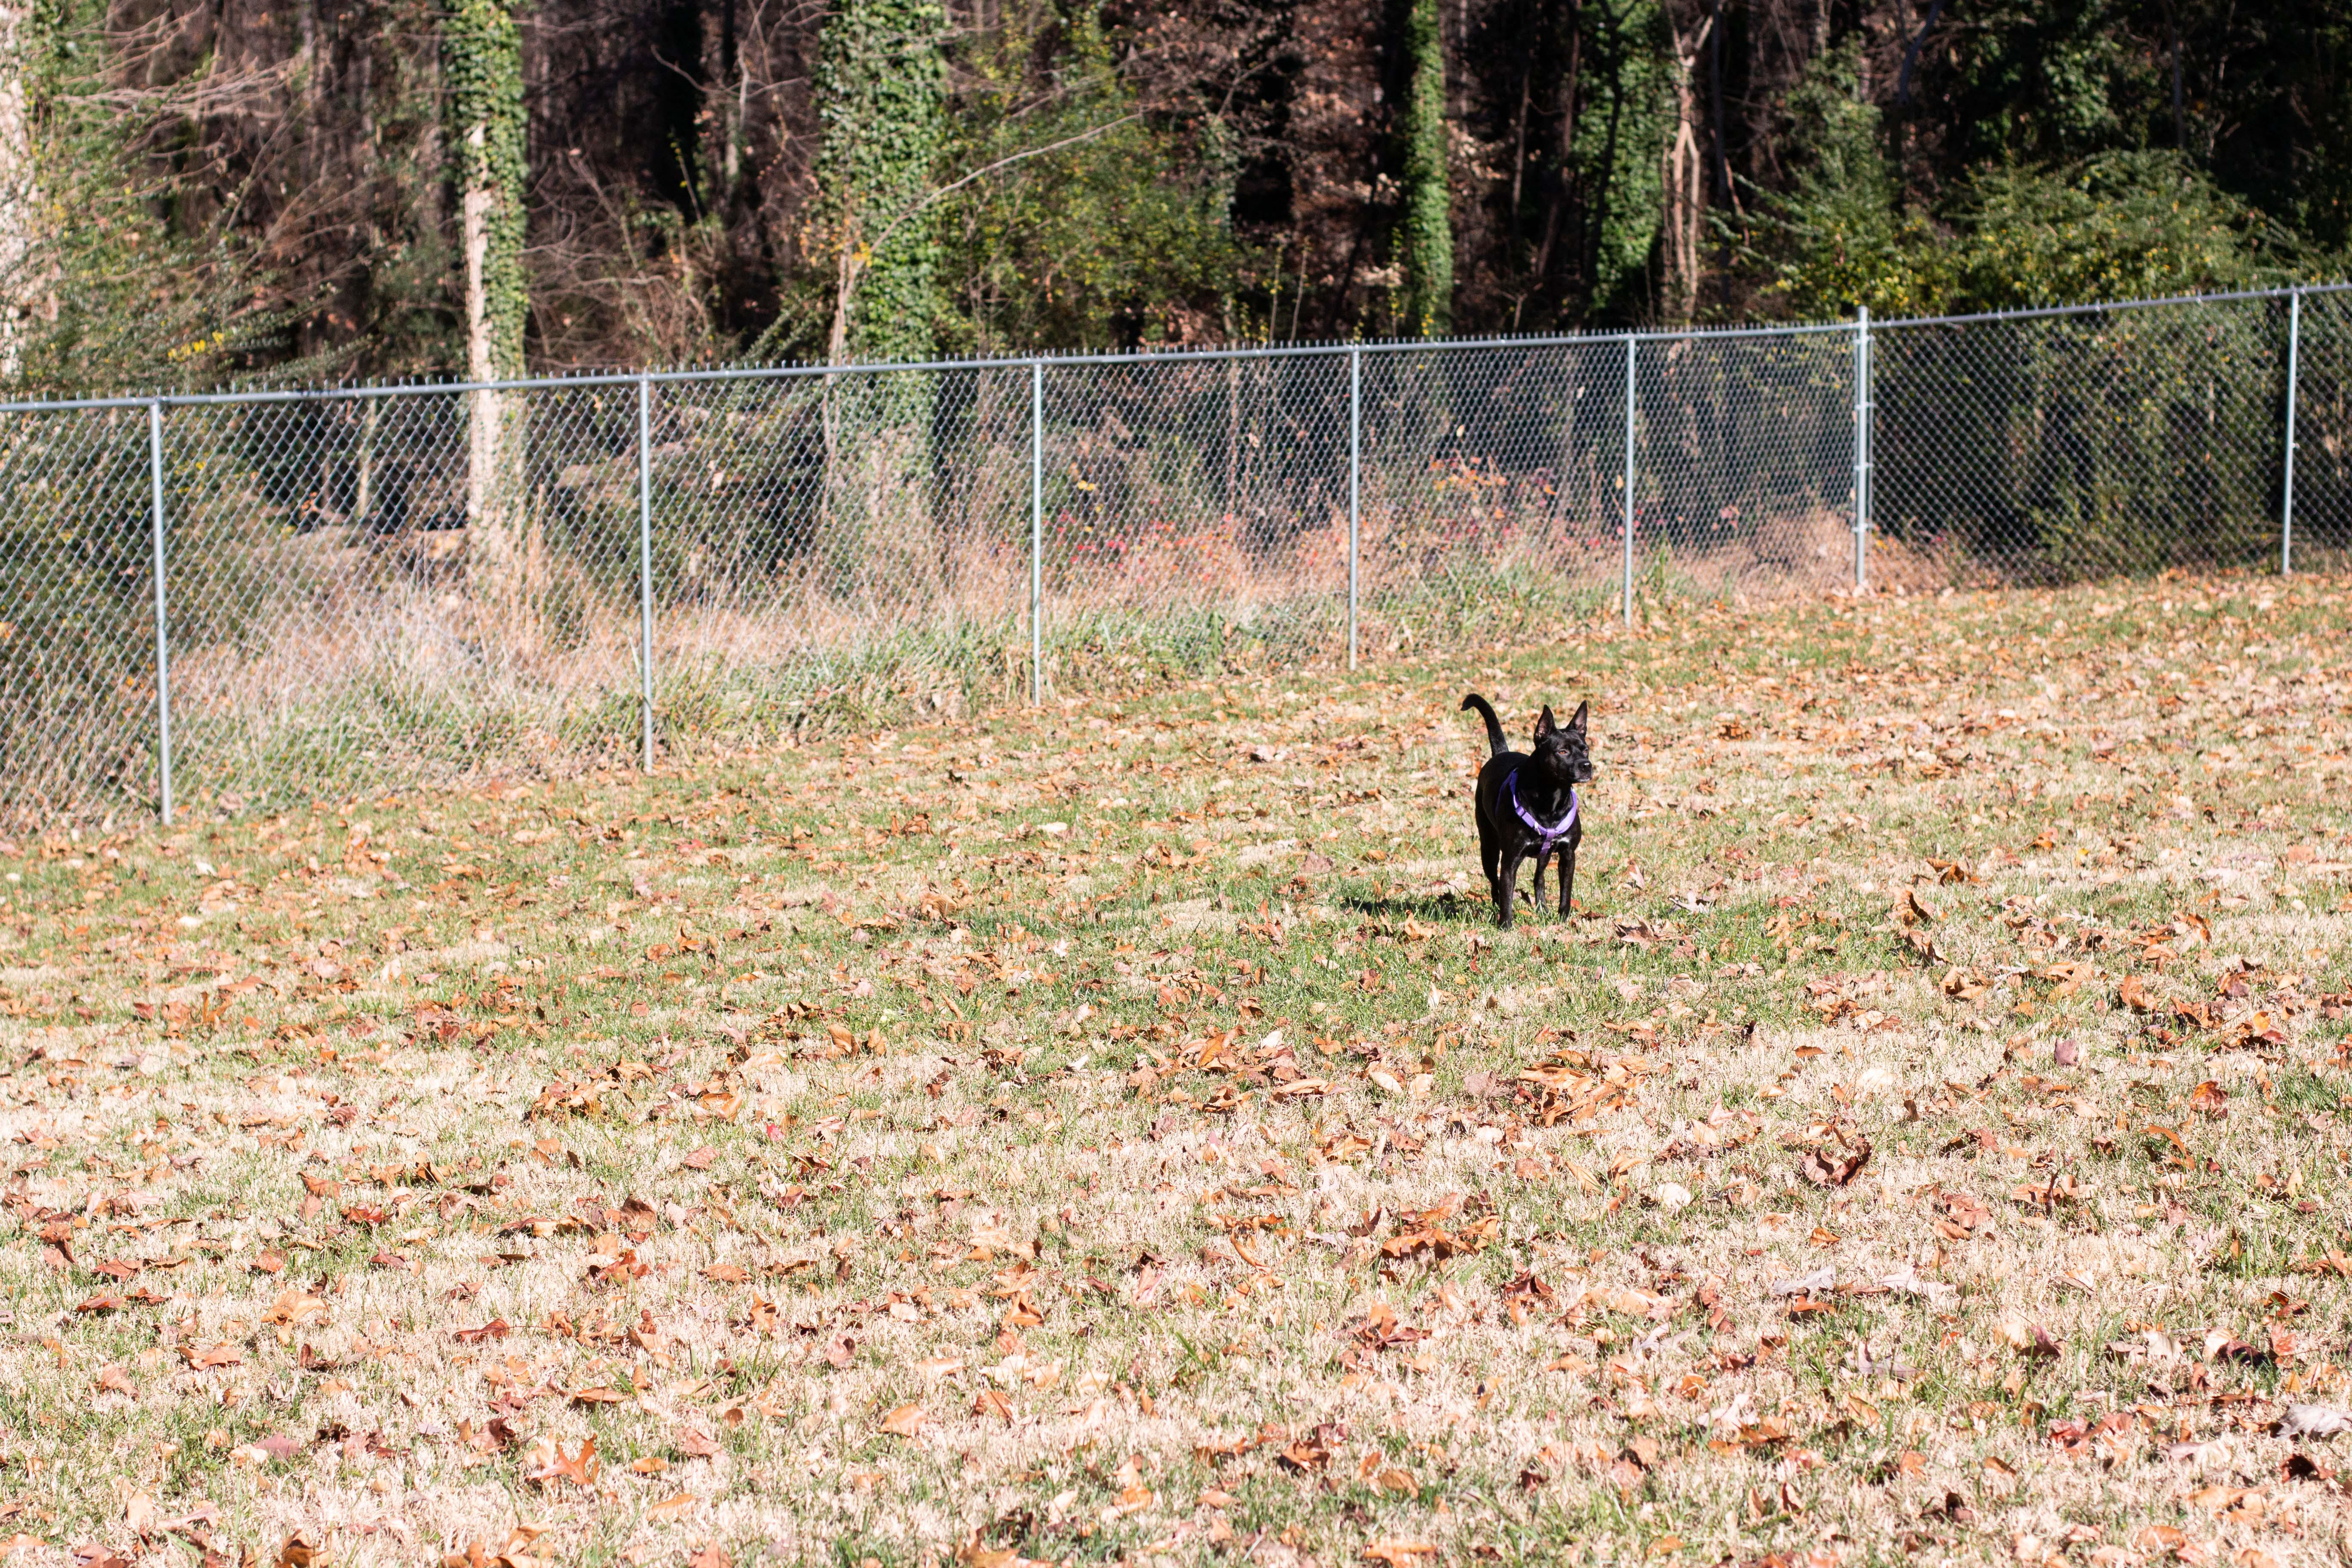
[1854,305,1872,593]
[1029,360,1043,706]
[1621,335,1636,627]
[1347,348,1361,670]
[2283,288,2302,576]
[147,399,172,827]
[637,375,654,770]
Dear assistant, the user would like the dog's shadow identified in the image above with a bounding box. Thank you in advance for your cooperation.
[1336,889,1478,922]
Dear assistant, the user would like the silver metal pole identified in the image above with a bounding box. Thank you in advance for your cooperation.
[2283,288,2301,576]
[1854,305,1871,592]
[637,375,654,770]
[147,400,172,827]
[1347,348,1361,670]
[1621,336,1636,627]
[1029,360,1043,706]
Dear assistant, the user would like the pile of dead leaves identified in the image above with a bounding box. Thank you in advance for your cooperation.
[1378,1194,1498,1262]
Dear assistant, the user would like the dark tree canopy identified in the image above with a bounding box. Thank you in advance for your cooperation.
[6,0,2346,391]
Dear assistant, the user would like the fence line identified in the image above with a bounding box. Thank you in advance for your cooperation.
[0,282,2342,827]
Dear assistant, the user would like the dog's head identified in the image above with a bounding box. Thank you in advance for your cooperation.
[1531,702,1593,785]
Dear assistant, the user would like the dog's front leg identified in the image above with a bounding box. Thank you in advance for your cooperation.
[1558,846,1576,918]
[1529,848,1548,913]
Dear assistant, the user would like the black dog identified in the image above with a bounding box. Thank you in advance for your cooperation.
[1461,694,1592,929]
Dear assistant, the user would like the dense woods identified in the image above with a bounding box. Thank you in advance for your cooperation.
[0,0,2342,391]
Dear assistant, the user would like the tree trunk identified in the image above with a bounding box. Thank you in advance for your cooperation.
[0,0,40,383]
[814,0,946,363]
[444,0,530,626]
[813,0,946,596]
[1661,11,1711,324]
[1398,0,1453,337]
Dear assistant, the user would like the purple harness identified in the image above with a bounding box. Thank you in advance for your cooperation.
[1506,769,1580,859]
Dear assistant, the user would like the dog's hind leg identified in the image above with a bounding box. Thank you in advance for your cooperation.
[1496,848,1520,928]
[1474,799,1502,904]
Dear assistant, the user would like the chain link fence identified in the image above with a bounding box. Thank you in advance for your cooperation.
[0,282,2338,825]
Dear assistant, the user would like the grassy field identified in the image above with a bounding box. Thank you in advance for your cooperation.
[1,574,2349,1568]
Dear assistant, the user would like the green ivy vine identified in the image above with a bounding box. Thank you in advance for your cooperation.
[443,0,527,377]
[1398,0,1454,338]
[814,0,947,362]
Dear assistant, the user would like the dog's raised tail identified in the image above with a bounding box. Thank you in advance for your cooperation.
[1461,693,1509,757]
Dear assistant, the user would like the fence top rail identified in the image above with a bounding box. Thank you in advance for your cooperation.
[1874,279,2352,333]
[0,279,2338,416]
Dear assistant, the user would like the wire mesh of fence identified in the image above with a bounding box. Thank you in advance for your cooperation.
[0,282,2338,827]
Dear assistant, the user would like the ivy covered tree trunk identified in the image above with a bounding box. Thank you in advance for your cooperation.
[1398,0,1452,338]
[444,0,530,618]
[816,0,946,364]
[813,0,945,599]
[0,0,40,382]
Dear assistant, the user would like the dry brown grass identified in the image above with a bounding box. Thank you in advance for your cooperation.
[0,572,2348,1568]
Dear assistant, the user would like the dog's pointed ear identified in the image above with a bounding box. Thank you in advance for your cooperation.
[1534,705,1556,739]
[1567,700,1589,734]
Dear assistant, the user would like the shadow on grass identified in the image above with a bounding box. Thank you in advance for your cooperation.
[1335,886,1482,922]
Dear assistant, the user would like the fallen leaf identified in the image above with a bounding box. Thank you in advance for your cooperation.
[878,1403,926,1438]
[1769,1267,1836,1297]
[528,1436,600,1487]
[1800,1135,1871,1187]
[261,1291,327,1327]
[2278,1404,2352,1439]
[644,1494,698,1522]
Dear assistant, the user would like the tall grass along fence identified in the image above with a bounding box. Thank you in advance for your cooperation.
[2,282,2345,827]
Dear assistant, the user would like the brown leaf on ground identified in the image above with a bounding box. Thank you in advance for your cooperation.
[878,1403,926,1437]
[1800,1134,1871,1187]
[1933,1190,1991,1237]
[260,1291,326,1327]
[275,1533,317,1568]
[527,1436,599,1487]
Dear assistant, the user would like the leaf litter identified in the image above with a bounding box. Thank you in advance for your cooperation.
[0,577,2348,1563]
